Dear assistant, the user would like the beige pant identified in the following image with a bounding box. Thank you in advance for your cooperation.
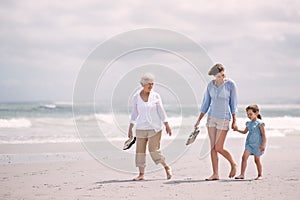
[135,129,165,167]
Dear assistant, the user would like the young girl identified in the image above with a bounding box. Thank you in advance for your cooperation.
[234,105,266,180]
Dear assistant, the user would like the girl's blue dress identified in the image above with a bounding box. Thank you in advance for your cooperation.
[245,120,265,156]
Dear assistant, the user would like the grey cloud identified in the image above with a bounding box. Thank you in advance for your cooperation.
[0,0,299,103]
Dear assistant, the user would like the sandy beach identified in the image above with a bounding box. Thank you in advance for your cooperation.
[1,135,300,200]
[1,0,299,199]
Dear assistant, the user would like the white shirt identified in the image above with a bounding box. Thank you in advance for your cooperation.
[130,89,168,132]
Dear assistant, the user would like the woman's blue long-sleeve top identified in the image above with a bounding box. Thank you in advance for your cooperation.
[200,79,238,120]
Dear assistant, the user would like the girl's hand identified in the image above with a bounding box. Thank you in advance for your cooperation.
[194,120,200,130]
[259,145,265,152]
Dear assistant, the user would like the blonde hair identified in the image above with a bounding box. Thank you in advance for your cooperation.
[140,73,155,85]
[208,63,225,76]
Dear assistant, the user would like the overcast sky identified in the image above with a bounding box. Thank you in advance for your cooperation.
[0,0,299,104]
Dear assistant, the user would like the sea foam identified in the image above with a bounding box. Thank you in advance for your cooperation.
[0,118,32,128]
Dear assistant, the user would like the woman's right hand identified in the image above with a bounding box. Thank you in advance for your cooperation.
[128,123,134,138]
[194,119,200,130]
[128,129,133,138]
[194,113,204,130]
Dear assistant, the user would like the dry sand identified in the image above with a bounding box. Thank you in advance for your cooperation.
[1,136,300,200]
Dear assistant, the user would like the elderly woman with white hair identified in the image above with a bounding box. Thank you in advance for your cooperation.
[128,73,172,181]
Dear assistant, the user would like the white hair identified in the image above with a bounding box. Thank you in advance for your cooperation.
[140,73,155,85]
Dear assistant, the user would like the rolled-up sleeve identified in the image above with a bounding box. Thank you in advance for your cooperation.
[200,85,211,114]
[229,81,238,115]
[130,95,138,124]
[156,94,168,122]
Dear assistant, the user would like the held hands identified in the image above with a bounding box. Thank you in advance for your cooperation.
[233,126,238,131]
[231,121,238,131]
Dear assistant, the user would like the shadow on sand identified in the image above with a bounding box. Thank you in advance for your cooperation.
[95,178,165,184]
[95,178,253,185]
[164,178,253,185]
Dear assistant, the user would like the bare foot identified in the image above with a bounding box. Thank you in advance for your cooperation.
[254,176,263,180]
[133,174,145,181]
[229,164,237,178]
[205,175,219,181]
[235,175,245,179]
[165,166,172,180]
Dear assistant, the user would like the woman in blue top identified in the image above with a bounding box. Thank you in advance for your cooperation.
[234,105,266,180]
[194,63,238,181]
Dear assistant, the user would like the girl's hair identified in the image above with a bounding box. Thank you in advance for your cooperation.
[246,104,262,119]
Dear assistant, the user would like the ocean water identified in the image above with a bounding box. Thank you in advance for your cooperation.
[0,102,300,145]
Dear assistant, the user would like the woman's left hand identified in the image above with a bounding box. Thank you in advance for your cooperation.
[231,121,237,130]
[164,122,172,136]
